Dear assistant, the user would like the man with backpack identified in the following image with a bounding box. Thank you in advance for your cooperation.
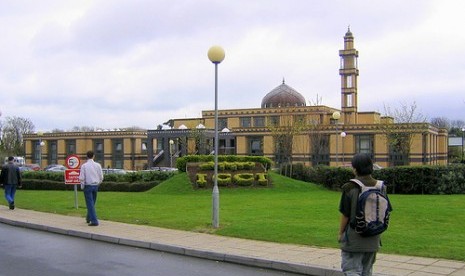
[338,153,392,276]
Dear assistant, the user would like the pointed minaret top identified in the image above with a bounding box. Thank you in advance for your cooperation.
[345,25,353,37]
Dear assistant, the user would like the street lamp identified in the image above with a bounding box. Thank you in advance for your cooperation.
[461,127,465,164]
[341,131,346,165]
[332,111,341,166]
[37,131,45,169]
[208,45,225,229]
[169,139,174,167]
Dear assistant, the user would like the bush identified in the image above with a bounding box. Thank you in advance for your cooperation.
[285,163,465,194]
[233,173,254,186]
[177,155,273,172]
[214,173,232,186]
[196,173,207,188]
[20,170,176,192]
[255,173,268,186]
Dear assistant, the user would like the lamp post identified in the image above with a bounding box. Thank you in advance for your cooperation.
[332,111,341,166]
[169,139,174,167]
[37,131,45,169]
[208,45,225,228]
[461,127,465,164]
[341,131,346,165]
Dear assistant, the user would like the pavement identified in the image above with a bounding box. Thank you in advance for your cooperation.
[0,208,464,276]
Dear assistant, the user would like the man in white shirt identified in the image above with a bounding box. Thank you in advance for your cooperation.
[79,151,104,226]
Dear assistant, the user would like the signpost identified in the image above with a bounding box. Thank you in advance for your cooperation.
[65,155,81,209]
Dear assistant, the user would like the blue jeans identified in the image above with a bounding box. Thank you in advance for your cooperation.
[4,184,17,205]
[84,185,99,224]
[341,251,376,276]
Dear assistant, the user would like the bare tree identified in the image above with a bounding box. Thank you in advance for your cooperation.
[1,116,35,156]
[71,126,96,132]
[267,112,308,176]
[380,101,427,166]
[51,128,65,133]
[308,93,323,106]
[430,117,450,129]
[125,126,147,131]
[308,119,330,166]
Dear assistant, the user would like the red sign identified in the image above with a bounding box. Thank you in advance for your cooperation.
[65,169,81,185]
[66,155,81,169]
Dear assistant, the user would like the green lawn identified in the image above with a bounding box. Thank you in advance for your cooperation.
[11,172,465,261]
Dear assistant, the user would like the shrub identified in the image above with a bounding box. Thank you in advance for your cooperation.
[437,170,465,194]
[255,173,268,186]
[199,162,214,171]
[233,173,254,186]
[214,173,232,186]
[196,173,207,188]
[177,155,273,172]
[20,170,175,192]
[284,163,465,194]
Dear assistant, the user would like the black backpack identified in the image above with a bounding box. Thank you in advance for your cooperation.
[350,179,393,237]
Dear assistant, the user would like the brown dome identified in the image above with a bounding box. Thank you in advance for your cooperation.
[261,80,306,108]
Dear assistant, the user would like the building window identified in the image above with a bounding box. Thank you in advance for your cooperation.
[355,135,374,156]
[248,137,263,156]
[240,117,251,128]
[66,139,76,155]
[49,140,58,165]
[219,138,235,155]
[346,94,353,107]
[388,133,409,166]
[94,139,104,164]
[347,75,353,88]
[311,134,330,166]
[156,139,163,152]
[112,139,124,169]
[33,140,41,164]
[268,116,280,126]
[294,115,305,125]
[253,116,265,127]
[141,141,147,152]
[218,118,228,130]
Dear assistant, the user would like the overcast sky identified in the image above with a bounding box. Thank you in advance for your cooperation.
[1,0,464,132]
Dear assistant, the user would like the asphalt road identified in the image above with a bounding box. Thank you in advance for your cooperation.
[0,223,302,276]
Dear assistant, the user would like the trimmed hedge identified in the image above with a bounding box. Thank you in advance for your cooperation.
[19,170,176,192]
[285,163,465,195]
[233,173,254,186]
[176,155,273,172]
[199,161,256,171]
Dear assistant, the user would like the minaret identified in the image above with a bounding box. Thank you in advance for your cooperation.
[339,27,359,124]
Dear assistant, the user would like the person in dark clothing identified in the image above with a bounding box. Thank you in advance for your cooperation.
[338,153,386,276]
[0,156,22,210]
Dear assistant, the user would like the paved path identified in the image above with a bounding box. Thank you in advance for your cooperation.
[0,208,464,276]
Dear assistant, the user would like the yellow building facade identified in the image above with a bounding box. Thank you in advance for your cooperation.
[23,131,147,170]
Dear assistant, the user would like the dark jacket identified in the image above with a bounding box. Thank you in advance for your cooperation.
[0,162,22,186]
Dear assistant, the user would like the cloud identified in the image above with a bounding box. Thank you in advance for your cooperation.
[0,0,464,132]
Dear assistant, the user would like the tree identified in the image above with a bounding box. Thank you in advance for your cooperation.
[267,112,308,177]
[71,126,96,132]
[449,120,465,137]
[381,101,427,166]
[308,119,330,166]
[1,116,35,156]
[430,117,450,129]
